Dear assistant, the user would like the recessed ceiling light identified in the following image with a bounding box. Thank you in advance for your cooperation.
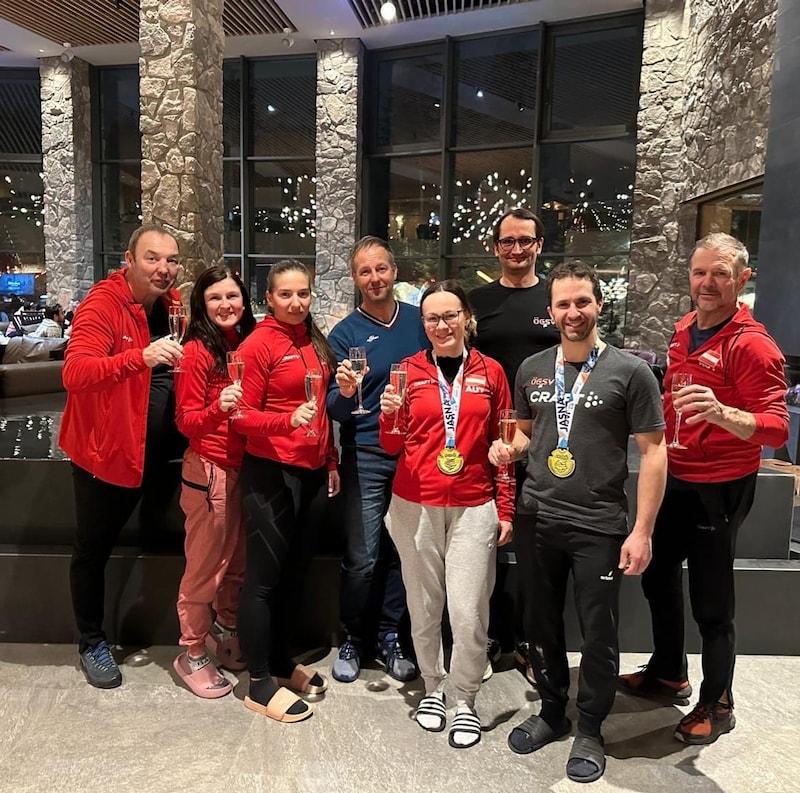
[380,2,397,22]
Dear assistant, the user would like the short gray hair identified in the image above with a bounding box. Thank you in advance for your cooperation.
[692,233,749,275]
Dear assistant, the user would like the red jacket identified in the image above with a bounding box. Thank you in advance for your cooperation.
[379,349,515,521]
[665,303,789,482]
[235,315,338,471]
[175,337,246,469]
[59,270,182,487]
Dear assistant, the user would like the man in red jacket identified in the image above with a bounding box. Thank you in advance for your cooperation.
[60,224,185,689]
[619,233,789,744]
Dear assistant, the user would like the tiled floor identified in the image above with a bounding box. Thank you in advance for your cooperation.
[0,644,796,793]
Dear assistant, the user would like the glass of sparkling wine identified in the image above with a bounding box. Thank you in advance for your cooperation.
[349,346,370,415]
[498,408,518,481]
[670,372,692,449]
[389,363,407,434]
[226,351,245,419]
[304,368,323,437]
[168,305,187,372]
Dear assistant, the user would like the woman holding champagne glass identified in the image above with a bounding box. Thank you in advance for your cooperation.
[379,280,515,749]
[173,265,256,698]
[235,260,340,723]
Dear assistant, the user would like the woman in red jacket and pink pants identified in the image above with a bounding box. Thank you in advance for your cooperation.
[173,266,256,698]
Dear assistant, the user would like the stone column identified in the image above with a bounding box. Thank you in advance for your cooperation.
[139,0,224,285]
[40,56,94,304]
[314,39,362,332]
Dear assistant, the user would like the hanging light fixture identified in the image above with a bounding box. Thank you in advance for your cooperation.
[380,2,397,23]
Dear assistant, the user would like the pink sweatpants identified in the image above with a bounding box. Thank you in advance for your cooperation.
[177,448,245,657]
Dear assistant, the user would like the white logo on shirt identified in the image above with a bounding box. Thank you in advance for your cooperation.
[366,335,379,343]
[122,335,133,343]
[282,353,301,362]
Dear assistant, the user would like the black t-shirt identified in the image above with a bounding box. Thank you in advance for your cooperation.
[468,279,560,390]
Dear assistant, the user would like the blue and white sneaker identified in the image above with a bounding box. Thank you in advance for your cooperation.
[377,633,417,682]
[332,638,361,683]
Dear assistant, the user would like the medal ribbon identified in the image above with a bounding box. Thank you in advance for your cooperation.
[554,343,602,450]
[434,351,466,450]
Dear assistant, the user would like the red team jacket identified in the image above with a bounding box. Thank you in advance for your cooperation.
[379,349,515,521]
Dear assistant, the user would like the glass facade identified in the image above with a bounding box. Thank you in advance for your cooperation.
[364,14,642,341]
[0,69,45,303]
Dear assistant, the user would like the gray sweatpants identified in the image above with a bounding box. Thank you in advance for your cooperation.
[386,495,498,707]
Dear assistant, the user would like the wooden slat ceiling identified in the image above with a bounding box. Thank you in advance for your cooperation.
[0,0,295,49]
[347,0,528,28]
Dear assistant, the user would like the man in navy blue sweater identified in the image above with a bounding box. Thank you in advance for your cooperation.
[326,236,428,682]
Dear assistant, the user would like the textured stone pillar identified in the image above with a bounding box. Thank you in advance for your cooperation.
[314,39,362,332]
[139,0,224,284]
[40,56,94,304]
[626,0,775,358]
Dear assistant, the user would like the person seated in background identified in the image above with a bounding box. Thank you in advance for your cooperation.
[30,304,65,338]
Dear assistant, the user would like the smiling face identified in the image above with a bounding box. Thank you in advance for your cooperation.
[267,268,312,325]
[548,276,603,345]
[204,276,244,331]
[124,230,180,307]
[689,246,751,328]
[352,244,397,310]
[421,289,469,357]
[493,215,543,281]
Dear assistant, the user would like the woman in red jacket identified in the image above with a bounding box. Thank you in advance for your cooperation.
[173,266,256,698]
[379,280,514,749]
[235,260,340,723]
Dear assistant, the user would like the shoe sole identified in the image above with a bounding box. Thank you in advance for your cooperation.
[617,679,692,704]
[674,714,736,745]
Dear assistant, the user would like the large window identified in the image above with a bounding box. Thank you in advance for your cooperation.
[0,69,45,303]
[364,14,642,340]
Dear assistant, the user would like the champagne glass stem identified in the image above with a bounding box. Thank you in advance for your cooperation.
[671,411,682,447]
[392,407,400,434]
[357,380,364,412]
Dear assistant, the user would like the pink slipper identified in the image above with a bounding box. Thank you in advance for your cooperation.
[173,652,232,699]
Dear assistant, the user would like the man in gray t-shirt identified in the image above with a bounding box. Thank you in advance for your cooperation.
[490,262,666,784]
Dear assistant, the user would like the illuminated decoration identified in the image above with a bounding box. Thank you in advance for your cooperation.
[248,173,317,238]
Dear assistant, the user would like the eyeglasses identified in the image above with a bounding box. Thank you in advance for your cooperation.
[496,236,540,252]
[422,309,464,328]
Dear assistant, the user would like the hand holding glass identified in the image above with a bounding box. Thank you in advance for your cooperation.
[304,368,323,437]
[388,364,407,434]
[349,346,370,415]
[168,306,187,372]
[670,372,692,449]
[497,409,518,481]
[226,351,245,419]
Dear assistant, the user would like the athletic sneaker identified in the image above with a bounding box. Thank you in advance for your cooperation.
[79,640,122,689]
[483,638,501,682]
[332,638,361,683]
[675,702,735,744]
[618,665,692,702]
[377,633,417,682]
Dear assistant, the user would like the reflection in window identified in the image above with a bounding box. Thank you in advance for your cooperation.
[0,163,45,275]
[454,31,538,147]
[99,67,140,160]
[224,161,241,254]
[376,53,443,148]
[250,160,315,256]
[100,162,142,254]
[539,139,635,256]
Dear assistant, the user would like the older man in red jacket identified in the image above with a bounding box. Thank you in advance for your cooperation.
[60,224,185,689]
[619,233,789,744]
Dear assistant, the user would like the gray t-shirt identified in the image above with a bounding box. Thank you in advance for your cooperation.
[514,344,665,535]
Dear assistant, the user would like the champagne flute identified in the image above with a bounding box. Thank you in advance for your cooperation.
[168,305,187,372]
[498,408,518,481]
[670,372,692,449]
[389,363,407,435]
[226,350,245,420]
[349,346,370,415]
[304,368,323,437]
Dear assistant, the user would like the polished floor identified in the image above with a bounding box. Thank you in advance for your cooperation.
[0,644,795,793]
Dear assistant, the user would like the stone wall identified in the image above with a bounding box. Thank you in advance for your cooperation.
[626,0,776,357]
[313,39,362,332]
[40,56,94,305]
[139,0,224,288]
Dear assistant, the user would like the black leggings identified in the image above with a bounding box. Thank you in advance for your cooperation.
[237,453,326,679]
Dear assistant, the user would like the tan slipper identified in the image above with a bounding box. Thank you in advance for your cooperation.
[244,686,313,723]
[275,664,329,695]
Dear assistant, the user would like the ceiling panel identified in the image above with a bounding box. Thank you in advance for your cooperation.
[347,0,528,29]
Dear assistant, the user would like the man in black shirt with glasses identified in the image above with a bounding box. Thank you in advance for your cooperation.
[468,207,560,680]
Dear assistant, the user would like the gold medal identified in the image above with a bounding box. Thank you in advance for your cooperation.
[437,447,465,475]
[547,447,576,478]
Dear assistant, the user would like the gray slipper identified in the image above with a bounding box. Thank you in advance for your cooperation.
[508,714,571,755]
[567,735,606,783]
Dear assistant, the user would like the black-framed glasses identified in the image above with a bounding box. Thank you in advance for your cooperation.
[496,236,540,252]
[422,309,464,328]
